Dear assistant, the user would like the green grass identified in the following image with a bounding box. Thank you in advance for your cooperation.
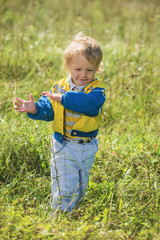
[0,0,160,239]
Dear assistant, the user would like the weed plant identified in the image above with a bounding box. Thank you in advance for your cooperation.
[0,0,160,239]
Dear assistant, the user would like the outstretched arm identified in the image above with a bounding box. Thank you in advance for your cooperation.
[14,94,37,114]
[15,93,54,121]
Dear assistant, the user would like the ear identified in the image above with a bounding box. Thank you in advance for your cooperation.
[64,60,71,73]
[66,62,71,71]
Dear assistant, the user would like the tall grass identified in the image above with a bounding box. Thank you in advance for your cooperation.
[0,0,160,239]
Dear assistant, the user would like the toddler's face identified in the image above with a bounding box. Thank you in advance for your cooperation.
[68,54,97,86]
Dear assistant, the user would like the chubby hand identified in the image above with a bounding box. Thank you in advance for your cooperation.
[14,94,37,114]
[42,92,62,103]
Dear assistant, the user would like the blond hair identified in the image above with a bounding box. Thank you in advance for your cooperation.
[64,32,103,72]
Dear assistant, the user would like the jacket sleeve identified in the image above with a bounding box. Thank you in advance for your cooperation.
[61,87,106,116]
[27,95,54,121]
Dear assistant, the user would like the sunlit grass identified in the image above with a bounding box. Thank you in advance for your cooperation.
[0,0,160,239]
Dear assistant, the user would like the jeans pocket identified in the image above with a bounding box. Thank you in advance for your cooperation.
[51,137,67,154]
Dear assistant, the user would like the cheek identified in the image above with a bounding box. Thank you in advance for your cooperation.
[72,71,77,76]
[89,72,95,78]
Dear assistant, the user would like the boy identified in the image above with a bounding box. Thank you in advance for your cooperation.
[14,32,106,212]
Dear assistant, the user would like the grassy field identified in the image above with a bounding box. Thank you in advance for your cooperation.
[0,0,160,239]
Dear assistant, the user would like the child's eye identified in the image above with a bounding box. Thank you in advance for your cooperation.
[75,68,81,71]
[87,69,93,72]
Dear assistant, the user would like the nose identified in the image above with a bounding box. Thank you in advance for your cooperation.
[81,71,87,78]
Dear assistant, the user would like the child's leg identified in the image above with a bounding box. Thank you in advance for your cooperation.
[50,137,98,212]
[77,138,99,199]
[51,138,81,212]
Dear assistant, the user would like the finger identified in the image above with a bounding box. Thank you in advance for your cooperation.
[42,93,52,98]
[15,97,24,103]
[18,109,26,112]
[14,101,22,107]
[42,92,50,95]
[14,107,23,112]
[15,107,26,112]
[29,94,34,102]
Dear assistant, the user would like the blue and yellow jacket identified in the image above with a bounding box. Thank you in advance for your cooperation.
[28,77,106,143]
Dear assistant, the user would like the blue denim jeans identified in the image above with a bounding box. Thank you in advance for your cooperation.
[50,137,98,212]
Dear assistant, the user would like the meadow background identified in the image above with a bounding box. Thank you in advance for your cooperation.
[0,0,160,239]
